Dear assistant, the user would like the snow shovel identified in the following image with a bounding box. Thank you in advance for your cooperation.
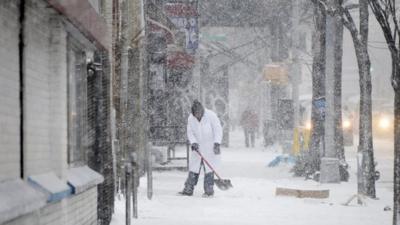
[194,150,233,191]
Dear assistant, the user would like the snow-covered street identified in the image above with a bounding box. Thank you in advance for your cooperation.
[111,131,393,225]
[2,1,400,225]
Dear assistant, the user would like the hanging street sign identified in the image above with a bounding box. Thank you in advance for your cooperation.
[263,64,289,85]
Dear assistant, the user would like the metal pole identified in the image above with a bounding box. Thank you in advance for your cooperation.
[131,153,138,218]
[125,163,132,225]
[133,170,138,219]
[146,143,153,200]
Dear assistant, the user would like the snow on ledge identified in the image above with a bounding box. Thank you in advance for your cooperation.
[0,179,46,224]
[66,166,104,194]
[27,172,72,203]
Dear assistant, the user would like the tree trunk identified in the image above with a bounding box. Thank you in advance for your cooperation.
[357,48,376,198]
[358,0,376,198]
[334,10,345,161]
[393,62,400,224]
[367,0,400,222]
[309,1,326,173]
[344,0,376,197]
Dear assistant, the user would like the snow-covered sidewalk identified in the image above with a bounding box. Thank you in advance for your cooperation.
[111,131,392,225]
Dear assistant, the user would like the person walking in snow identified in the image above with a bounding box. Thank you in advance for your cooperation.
[240,108,259,148]
[179,100,223,197]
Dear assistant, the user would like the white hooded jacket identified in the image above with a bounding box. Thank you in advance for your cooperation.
[187,109,223,173]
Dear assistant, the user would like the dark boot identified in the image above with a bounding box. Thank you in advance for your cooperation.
[179,172,199,196]
[250,131,255,148]
[203,172,215,197]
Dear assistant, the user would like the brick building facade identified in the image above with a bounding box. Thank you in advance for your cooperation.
[0,0,113,224]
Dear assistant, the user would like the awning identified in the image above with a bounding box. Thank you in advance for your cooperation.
[47,0,110,51]
[164,3,198,17]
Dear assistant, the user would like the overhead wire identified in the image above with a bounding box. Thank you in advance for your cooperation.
[197,1,280,72]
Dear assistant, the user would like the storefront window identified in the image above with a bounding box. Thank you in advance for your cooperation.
[67,38,88,166]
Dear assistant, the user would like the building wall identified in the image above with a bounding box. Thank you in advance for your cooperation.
[0,1,105,225]
[24,0,68,178]
[48,13,69,179]
[4,187,98,225]
[0,0,21,182]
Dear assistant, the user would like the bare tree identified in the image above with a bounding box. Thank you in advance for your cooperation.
[368,1,400,223]
[337,0,376,198]
[330,0,377,196]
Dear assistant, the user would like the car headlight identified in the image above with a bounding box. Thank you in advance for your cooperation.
[343,120,351,129]
[305,121,312,130]
[378,116,391,130]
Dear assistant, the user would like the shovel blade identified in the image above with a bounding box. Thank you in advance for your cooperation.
[215,179,233,191]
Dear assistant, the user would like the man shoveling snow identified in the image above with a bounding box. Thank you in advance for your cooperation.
[179,100,223,197]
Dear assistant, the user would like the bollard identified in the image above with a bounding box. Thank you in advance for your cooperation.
[130,153,138,218]
[125,163,132,225]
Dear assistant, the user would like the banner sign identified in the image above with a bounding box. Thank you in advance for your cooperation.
[164,3,199,53]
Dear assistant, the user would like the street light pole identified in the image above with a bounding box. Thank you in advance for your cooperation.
[141,0,153,202]
[292,0,301,131]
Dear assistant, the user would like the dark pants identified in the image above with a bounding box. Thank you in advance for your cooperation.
[182,161,215,195]
[244,128,255,148]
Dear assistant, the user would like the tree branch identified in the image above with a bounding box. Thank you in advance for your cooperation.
[369,1,398,56]
[338,5,360,43]
[368,0,400,91]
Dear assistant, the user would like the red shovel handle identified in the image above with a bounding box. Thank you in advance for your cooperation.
[194,150,223,180]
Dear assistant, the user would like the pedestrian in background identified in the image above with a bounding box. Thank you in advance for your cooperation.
[240,108,259,148]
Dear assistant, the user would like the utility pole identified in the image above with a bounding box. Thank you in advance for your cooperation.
[292,0,301,132]
[122,0,145,218]
[320,0,340,183]
[121,0,133,222]
[121,0,130,165]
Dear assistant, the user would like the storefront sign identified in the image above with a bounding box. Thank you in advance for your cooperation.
[167,51,195,70]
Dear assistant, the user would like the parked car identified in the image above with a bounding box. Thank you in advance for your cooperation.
[301,101,354,146]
